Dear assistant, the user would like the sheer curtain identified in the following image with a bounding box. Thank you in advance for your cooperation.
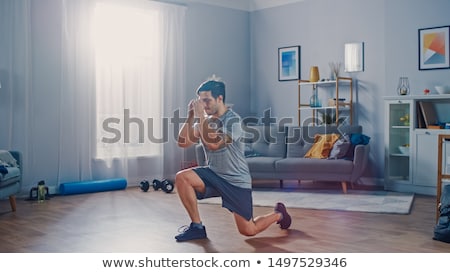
[0,0,32,187]
[60,0,186,186]
[59,0,96,183]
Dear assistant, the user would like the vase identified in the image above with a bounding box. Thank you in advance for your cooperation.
[330,72,336,81]
[309,85,321,107]
[397,77,410,96]
[309,66,320,82]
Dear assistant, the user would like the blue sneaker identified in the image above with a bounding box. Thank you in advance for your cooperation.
[175,223,207,242]
[275,202,292,229]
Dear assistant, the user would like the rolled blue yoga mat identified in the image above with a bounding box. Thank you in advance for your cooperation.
[59,178,127,195]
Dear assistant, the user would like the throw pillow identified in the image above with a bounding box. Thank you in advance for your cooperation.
[329,134,351,159]
[0,165,8,175]
[350,133,371,145]
[304,133,340,159]
[344,133,371,160]
[0,150,18,167]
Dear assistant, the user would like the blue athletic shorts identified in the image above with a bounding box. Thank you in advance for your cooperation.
[193,167,253,221]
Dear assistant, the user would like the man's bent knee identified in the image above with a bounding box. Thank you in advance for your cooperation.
[237,225,257,237]
[176,168,194,181]
[234,215,258,236]
[175,168,205,192]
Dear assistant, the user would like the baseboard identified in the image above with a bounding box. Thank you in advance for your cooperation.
[358,176,384,187]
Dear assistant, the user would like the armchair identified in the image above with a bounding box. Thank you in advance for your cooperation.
[0,151,22,211]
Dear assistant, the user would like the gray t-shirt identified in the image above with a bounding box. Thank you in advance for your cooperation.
[199,109,252,189]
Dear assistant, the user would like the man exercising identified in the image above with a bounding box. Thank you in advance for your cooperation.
[175,76,291,242]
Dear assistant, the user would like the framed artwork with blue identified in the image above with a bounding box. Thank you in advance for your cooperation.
[278,46,301,81]
[418,25,450,70]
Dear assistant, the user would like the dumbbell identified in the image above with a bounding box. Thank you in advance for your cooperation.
[139,180,150,192]
[152,179,174,193]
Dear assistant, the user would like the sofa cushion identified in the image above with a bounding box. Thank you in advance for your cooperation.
[343,133,371,160]
[275,157,353,174]
[285,127,313,157]
[0,150,18,167]
[0,166,20,185]
[242,125,286,157]
[350,133,371,145]
[329,134,351,159]
[304,133,340,159]
[0,151,21,184]
[246,156,283,173]
[286,125,362,158]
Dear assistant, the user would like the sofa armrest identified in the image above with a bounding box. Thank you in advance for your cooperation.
[351,144,370,182]
[9,151,22,168]
[9,151,22,182]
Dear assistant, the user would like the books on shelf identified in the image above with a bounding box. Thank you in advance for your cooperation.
[416,105,426,128]
[417,101,439,129]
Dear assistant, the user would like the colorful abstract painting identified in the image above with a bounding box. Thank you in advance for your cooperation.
[419,26,450,70]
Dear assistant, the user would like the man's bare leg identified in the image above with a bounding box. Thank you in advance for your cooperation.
[174,168,208,242]
[233,203,291,236]
[233,212,281,236]
[175,168,205,223]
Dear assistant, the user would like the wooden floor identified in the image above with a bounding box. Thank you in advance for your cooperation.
[0,181,449,253]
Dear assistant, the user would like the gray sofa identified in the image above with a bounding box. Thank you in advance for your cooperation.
[0,150,22,211]
[195,125,370,193]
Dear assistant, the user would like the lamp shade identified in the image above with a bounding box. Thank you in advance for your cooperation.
[309,66,320,82]
[344,42,364,72]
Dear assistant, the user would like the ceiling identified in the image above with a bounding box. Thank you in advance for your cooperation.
[159,0,305,11]
[249,0,304,11]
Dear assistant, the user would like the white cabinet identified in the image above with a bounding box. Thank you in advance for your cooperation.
[384,95,450,196]
[412,130,439,187]
[384,99,411,189]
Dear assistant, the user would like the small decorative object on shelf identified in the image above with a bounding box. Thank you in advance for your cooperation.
[309,85,321,107]
[397,77,410,95]
[435,85,450,94]
[398,144,410,155]
[399,113,410,126]
[328,98,346,107]
[328,62,341,80]
[309,66,320,82]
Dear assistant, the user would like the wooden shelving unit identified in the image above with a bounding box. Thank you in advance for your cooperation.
[437,134,450,222]
[297,77,353,126]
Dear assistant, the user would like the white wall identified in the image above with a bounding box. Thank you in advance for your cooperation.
[185,3,251,117]
[385,0,450,91]
[250,0,450,182]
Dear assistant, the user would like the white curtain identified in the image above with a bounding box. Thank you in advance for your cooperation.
[59,0,186,186]
[0,0,32,186]
[59,0,96,183]
[0,0,185,193]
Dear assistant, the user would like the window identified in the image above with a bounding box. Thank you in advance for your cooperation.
[92,2,163,159]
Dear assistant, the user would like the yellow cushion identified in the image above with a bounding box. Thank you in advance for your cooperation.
[304,133,340,159]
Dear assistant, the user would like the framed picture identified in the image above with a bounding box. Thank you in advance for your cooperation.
[418,25,450,70]
[278,46,301,81]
